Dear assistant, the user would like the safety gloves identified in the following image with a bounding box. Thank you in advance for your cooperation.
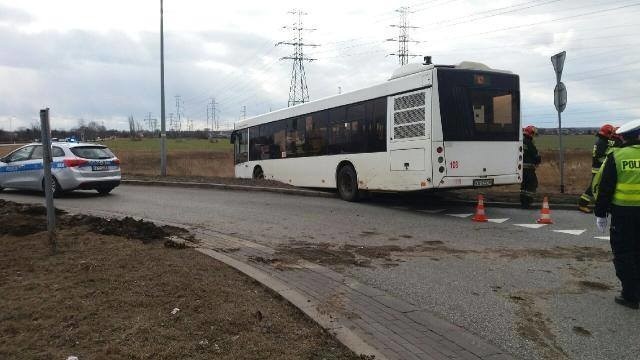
[596,216,608,233]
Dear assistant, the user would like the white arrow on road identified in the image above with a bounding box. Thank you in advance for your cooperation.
[446,213,474,218]
[553,229,586,236]
[514,224,547,229]
[487,218,509,224]
[594,236,610,240]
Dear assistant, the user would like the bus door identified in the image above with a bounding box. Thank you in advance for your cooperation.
[388,88,433,182]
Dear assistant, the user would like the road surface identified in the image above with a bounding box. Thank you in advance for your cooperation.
[1,185,638,359]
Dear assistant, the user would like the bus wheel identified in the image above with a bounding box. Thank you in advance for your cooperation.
[337,164,360,202]
[253,166,264,180]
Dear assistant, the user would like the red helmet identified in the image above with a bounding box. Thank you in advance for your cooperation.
[598,124,615,138]
[523,125,538,138]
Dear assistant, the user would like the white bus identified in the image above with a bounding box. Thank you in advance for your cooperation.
[231,60,522,201]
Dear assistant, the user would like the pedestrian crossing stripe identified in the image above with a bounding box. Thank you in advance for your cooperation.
[594,236,610,240]
[514,224,547,229]
[552,229,586,236]
[446,213,474,218]
[487,218,509,224]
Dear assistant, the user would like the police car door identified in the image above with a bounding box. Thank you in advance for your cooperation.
[23,145,45,190]
[0,145,36,189]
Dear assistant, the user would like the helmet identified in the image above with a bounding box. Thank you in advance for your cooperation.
[598,124,615,138]
[523,125,538,138]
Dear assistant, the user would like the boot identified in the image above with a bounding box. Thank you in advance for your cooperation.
[614,295,639,309]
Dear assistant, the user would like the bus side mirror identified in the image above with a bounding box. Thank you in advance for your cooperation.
[230,131,237,144]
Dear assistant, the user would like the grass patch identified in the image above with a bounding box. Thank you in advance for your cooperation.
[103,138,232,153]
[536,135,594,151]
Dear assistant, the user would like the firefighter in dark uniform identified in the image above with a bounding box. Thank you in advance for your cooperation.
[578,124,615,213]
[594,119,640,309]
[521,125,541,209]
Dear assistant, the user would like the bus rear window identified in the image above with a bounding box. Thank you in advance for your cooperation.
[438,69,520,141]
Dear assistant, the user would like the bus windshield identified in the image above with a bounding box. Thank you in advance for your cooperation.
[437,68,520,141]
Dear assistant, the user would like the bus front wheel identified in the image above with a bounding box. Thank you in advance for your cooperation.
[337,164,360,202]
[253,166,264,180]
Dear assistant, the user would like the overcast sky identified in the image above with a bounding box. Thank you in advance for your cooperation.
[0,0,639,131]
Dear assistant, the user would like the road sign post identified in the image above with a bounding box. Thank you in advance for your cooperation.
[40,108,56,253]
[551,51,567,194]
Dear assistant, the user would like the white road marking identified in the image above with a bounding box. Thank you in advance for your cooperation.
[594,236,610,240]
[417,209,446,214]
[446,213,474,218]
[487,218,509,224]
[514,224,548,229]
[553,229,586,236]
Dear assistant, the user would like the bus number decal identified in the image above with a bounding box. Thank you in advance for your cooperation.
[450,161,459,169]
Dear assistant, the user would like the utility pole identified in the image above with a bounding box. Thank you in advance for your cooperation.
[240,106,247,120]
[207,98,219,132]
[387,6,421,65]
[551,51,568,194]
[174,95,183,132]
[160,0,167,176]
[276,9,319,107]
[145,112,157,132]
[40,108,56,254]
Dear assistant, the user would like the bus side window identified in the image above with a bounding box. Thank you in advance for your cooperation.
[369,97,387,152]
[308,112,328,156]
[346,103,366,153]
[286,117,306,157]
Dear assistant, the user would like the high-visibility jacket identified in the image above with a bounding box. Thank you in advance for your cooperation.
[612,145,640,206]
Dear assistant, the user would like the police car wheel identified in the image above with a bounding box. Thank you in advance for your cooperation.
[97,187,113,195]
[42,177,61,197]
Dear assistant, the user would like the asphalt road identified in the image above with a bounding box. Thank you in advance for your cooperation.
[2,185,639,359]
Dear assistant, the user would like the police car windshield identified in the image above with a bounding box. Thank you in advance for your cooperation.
[70,146,114,159]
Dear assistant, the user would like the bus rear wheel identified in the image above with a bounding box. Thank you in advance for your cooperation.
[253,166,264,180]
[337,164,360,202]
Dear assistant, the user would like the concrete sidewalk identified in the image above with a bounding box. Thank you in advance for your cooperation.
[193,228,513,360]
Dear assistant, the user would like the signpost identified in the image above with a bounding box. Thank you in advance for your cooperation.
[40,108,56,253]
[551,51,567,194]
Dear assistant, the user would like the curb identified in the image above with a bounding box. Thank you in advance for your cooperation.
[121,179,337,199]
[195,247,387,360]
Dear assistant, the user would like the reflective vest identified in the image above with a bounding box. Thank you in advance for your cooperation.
[612,145,640,206]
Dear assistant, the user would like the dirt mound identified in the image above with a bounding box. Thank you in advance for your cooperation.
[0,199,63,236]
[0,199,190,242]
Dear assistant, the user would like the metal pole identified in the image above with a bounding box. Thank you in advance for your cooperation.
[557,111,565,194]
[160,0,167,176]
[39,108,56,253]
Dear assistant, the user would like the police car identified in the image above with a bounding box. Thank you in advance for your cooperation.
[0,141,121,195]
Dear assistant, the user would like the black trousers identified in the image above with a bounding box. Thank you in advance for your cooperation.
[520,168,538,208]
[578,173,597,207]
[610,206,640,301]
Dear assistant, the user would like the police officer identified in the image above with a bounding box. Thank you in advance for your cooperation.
[521,125,541,209]
[595,119,640,309]
[578,124,615,213]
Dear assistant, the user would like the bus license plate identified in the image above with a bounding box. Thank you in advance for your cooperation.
[473,179,494,187]
[92,165,109,171]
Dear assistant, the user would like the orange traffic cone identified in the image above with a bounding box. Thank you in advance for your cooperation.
[536,196,554,224]
[472,194,488,222]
